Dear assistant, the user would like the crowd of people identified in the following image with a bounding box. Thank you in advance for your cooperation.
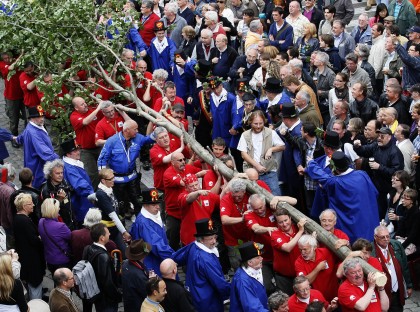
[1,0,420,310]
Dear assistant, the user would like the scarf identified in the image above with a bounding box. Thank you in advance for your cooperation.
[98,182,113,196]
[374,241,406,305]
[195,241,219,257]
[242,266,264,285]
[211,89,227,108]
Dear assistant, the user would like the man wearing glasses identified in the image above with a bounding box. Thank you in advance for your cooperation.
[49,268,79,312]
[371,225,413,311]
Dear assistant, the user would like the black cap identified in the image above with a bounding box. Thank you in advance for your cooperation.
[242,92,256,102]
[331,151,350,171]
[140,188,162,204]
[27,105,45,119]
[322,131,341,149]
[194,218,218,237]
[264,77,283,93]
[60,139,79,155]
[239,241,263,262]
[280,102,297,118]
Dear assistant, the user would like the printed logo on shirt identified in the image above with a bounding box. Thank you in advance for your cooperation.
[269,215,275,222]
[248,220,253,225]
[118,121,123,128]
[158,154,163,158]
[350,295,356,301]
[371,292,378,302]
[276,238,282,243]
[203,200,209,206]
[208,181,214,186]
[24,80,28,84]
[221,207,226,212]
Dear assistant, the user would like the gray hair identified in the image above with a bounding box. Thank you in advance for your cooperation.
[319,208,337,221]
[165,2,179,14]
[245,47,258,56]
[201,28,213,38]
[230,179,247,193]
[154,126,168,137]
[268,291,289,311]
[249,20,262,32]
[122,48,134,58]
[100,100,114,110]
[280,65,293,76]
[289,58,303,70]
[153,69,169,80]
[315,51,330,65]
[205,11,218,23]
[297,90,310,104]
[249,193,265,206]
[142,0,153,9]
[298,234,318,248]
[123,120,137,131]
[43,159,64,179]
[345,53,358,63]
[343,257,362,275]
[83,208,102,228]
[374,225,389,235]
[359,12,369,21]
[357,44,370,59]
[385,107,398,119]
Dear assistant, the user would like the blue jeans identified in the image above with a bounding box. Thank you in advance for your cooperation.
[259,171,282,196]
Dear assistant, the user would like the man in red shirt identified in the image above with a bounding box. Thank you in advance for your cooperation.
[19,61,40,109]
[150,127,186,190]
[163,152,206,250]
[288,276,337,312]
[95,101,131,147]
[0,52,24,140]
[135,60,153,107]
[69,97,103,188]
[318,209,350,249]
[271,208,307,295]
[338,258,389,312]
[178,174,221,246]
[295,234,339,302]
[153,81,184,113]
[162,103,189,149]
[139,0,161,47]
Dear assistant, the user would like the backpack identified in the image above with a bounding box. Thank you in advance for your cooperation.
[72,248,101,302]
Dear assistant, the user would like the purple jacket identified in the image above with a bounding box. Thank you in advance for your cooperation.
[38,218,71,265]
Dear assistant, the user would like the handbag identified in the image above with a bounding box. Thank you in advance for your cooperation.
[42,221,73,260]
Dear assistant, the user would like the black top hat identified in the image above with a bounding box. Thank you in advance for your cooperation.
[331,151,350,171]
[207,76,223,89]
[194,218,218,237]
[239,241,263,263]
[153,21,167,31]
[60,139,79,155]
[322,131,341,149]
[242,92,256,102]
[174,49,187,61]
[236,78,249,92]
[280,102,297,118]
[27,105,45,119]
[140,188,162,204]
[195,59,212,78]
[125,239,152,261]
[264,78,283,93]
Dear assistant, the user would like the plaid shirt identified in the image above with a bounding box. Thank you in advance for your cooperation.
[304,140,318,191]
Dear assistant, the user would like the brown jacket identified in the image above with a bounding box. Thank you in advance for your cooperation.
[49,288,79,312]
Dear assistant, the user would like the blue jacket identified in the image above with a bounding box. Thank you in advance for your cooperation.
[63,159,94,222]
[16,123,58,189]
[229,267,268,312]
[350,25,372,46]
[278,123,302,188]
[396,44,420,90]
[97,132,155,183]
[148,37,176,80]
[126,27,148,57]
[130,213,174,277]
[173,243,230,312]
[173,59,197,106]
[210,91,236,146]
[0,128,12,161]
[268,22,294,52]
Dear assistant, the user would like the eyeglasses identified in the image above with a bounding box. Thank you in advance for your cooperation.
[176,158,186,162]
[296,287,311,294]
[402,196,413,200]
[104,176,115,181]
[376,235,390,239]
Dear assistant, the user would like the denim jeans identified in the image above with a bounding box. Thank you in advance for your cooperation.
[259,171,282,196]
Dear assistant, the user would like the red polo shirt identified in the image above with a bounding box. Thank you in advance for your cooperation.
[163,164,201,219]
[19,72,40,107]
[271,223,302,277]
[295,248,339,302]
[338,280,382,312]
[0,63,23,100]
[288,290,328,312]
[319,228,350,249]
[169,118,188,149]
[150,140,178,190]
[244,210,276,262]
[220,192,252,246]
[95,113,125,142]
[70,108,103,149]
[136,72,153,106]
[153,96,184,114]
[178,191,219,245]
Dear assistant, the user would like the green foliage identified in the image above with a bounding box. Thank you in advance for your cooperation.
[0,0,136,140]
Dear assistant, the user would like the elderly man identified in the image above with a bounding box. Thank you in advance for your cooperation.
[319,209,350,248]
[354,127,404,218]
[228,47,259,87]
[173,218,231,312]
[230,242,269,311]
[388,0,417,36]
[98,120,156,216]
[153,81,184,113]
[383,37,403,86]
[163,152,204,250]
[288,276,338,312]
[16,106,58,189]
[271,208,306,295]
[94,101,131,147]
[177,0,194,26]
[350,13,372,46]
[332,20,355,62]
[244,20,263,51]
[395,124,415,175]
[205,11,226,40]
[307,151,380,242]
[131,188,174,276]
[160,258,195,311]
[268,7,293,53]
[268,291,289,312]
[69,97,103,188]
[294,90,322,128]
[61,139,95,228]
[191,29,215,61]
[342,53,372,94]
[338,258,389,312]
[371,225,413,311]
[285,1,309,43]
[49,268,79,312]
[160,2,187,48]
[210,34,238,79]
[139,0,161,46]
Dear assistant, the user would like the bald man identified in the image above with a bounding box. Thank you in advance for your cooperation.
[160,259,195,312]
[49,268,79,312]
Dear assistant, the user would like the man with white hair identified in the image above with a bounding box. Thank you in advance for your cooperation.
[245,20,263,51]
[319,209,350,249]
[160,2,187,48]
[205,10,226,40]
[228,47,259,87]
[191,28,215,61]
[294,90,321,128]
[210,34,238,79]
[350,13,372,46]
[285,1,309,43]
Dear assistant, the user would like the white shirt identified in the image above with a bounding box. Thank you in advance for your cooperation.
[141,207,164,227]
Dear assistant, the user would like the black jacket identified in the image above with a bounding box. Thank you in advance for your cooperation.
[228,55,259,84]
[390,98,411,126]
[282,132,325,168]
[161,278,196,312]
[10,185,41,226]
[121,260,148,312]
[180,38,198,57]
[179,7,195,27]
[354,139,404,193]
[349,96,379,126]
[307,6,324,29]
[209,46,239,79]
[83,244,122,304]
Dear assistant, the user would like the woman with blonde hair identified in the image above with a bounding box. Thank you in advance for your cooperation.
[262,46,279,60]
[38,198,72,276]
[13,193,45,300]
[295,23,319,70]
[0,253,28,311]
[179,25,197,57]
